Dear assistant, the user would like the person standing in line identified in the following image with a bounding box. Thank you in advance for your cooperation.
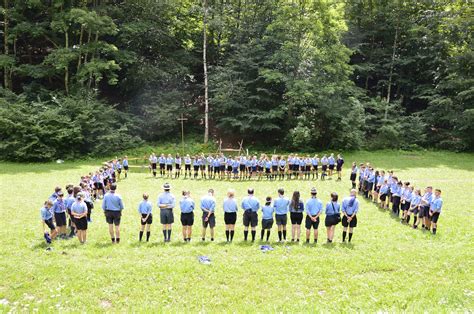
[429,189,443,235]
[305,188,322,244]
[159,154,166,178]
[273,188,290,242]
[157,183,175,242]
[174,154,182,179]
[223,189,238,242]
[241,188,260,241]
[184,154,192,179]
[138,193,153,242]
[341,189,360,243]
[420,186,433,231]
[52,191,67,238]
[102,183,124,243]
[336,154,344,181]
[289,191,304,242]
[71,194,88,244]
[122,156,129,178]
[180,190,195,242]
[324,192,341,243]
[260,196,274,242]
[201,189,216,241]
[149,153,158,177]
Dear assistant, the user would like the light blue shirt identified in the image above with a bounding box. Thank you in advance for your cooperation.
[180,197,195,213]
[201,195,216,213]
[273,196,289,215]
[262,205,274,220]
[158,192,175,209]
[325,201,341,215]
[71,201,87,215]
[52,199,66,213]
[289,201,304,213]
[430,197,443,213]
[380,184,389,194]
[305,197,323,216]
[223,198,238,213]
[102,192,124,211]
[40,206,53,220]
[241,195,260,212]
[138,200,152,215]
[342,197,359,216]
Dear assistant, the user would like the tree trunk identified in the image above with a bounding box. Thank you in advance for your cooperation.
[77,24,84,70]
[3,0,10,89]
[65,31,69,95]
[384,23,399,120]
[203,0,209,144]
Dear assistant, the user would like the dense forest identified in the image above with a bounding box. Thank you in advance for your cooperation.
[0,0,472,161]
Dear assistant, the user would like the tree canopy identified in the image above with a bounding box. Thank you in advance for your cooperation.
[1,0,472,160]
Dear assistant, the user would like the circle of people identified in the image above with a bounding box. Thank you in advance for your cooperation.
[39,155,443,246]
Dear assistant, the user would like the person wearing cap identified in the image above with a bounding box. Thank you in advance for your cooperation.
[201,189,216,241]
[419,186,433,230]
[71,194,88,244]
[40,200,58,242]
[180,190,195,242]
[102,183,124,243]
[223,189,238,242]
[52,191,68,238]
[429,189,443,235]
[261,196,274,241]
[138,193,153,242]
[289,191,304,242]
[241,188,260,241]
[273,188,290,242]
[325,192,341,243]
[342,189,360,243]
[305,187,322,243]
[157,183,175,242]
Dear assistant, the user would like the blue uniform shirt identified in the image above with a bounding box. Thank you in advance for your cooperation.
[180,197,195,213]
[241,196,260,212]
[342,197,359,216]
[158,192,175,209]
[223,198,238,213]
[71,201,87,215]
[201,195,216,213]
[159,156,166,164]
[421,192,433,207]
[289,201,304,213]
[102,191,124,211]
[40,206,53,221]
[262,205,274,220]
[380,184,389,195]
[185,157,191,165]
[305,197,323,216]
[430,197,443,213]
[52,199,66,213]
[273,196,290,215]
[328,156,335,165]
[410,195,421,207]
[123,159,128,167]
[325,201,341,215]
[138,200,152,215]
[166,157,173,165]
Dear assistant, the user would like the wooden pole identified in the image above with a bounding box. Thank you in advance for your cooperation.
[177,114,188,155]
[203,0,209,143]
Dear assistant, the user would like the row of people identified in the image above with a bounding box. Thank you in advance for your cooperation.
[350,162,444,234]
[147,153,344,180]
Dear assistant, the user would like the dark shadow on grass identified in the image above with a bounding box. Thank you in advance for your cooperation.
[170,241,188,247]
[93,242,115,249]
[339,242,355,250]
[321,242,337,250]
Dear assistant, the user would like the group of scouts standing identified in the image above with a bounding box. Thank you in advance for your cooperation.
[147,153,344,181]
[136,184,360,244]
[350,162,444,234]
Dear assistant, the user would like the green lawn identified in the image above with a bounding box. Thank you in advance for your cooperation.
[0,150,473,312]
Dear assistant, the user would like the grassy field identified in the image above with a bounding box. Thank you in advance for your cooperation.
[0,150,473,312]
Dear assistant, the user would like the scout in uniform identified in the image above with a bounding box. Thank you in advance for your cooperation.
[184,154,192,178]
[138,193,153,242]
[157,183,175,242]
[336,154,344,181]
[102,183,124,243]
[328,153,335,176]
[201,189,216,241]
[324,192,341,243]
[223,189,238,242]
[289,191,304,242]
[180,190,195,242]
[429,189,443,235]
[312,155,319,180]
[350,162,358,189]
[174,154,182,178]
[122,156,129,178]
[261,196,274,241]
[52,191,68,238]
[40,200,57,243]
[241,188,260,241]
[305,188,322,243]
[166,154,174,178]
[342,189,360,243]
[158,154,166,177]
[149,153,158,177]
[71,194,88,244]
[273,188,290,242]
